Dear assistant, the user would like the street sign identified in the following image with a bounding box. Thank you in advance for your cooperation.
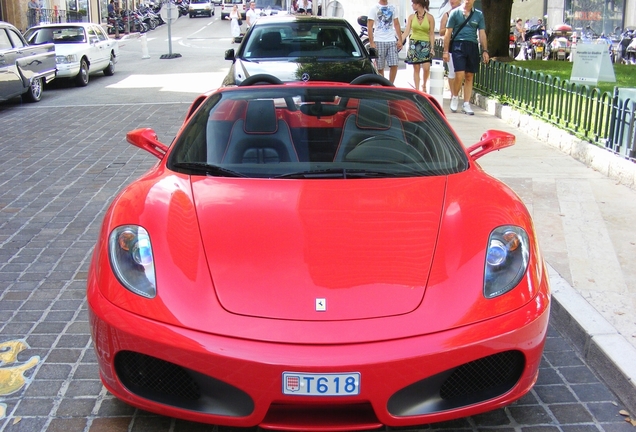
[570,43,616,86]
[160,2,181,59]
[160,3,179,25]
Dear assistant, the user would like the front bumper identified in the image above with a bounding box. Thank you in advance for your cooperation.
[55,63,81,78]
[189,8,211,15]
[89,288,550,430]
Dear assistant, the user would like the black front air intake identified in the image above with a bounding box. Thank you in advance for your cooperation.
[116,350,201,400]
[115,351,254,417]
[388,350,525,416]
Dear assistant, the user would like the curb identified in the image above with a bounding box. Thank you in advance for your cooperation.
[548,265,636,414]
[472,93,636,191]
[468,90,636,414]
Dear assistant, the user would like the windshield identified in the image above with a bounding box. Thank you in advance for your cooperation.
[24,26,86,44]
[168,87,468,179]
[242,22,363,59]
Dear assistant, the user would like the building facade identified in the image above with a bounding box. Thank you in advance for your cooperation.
[1,0,634,40]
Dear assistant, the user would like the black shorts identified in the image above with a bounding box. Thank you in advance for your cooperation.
[451,40,480,74]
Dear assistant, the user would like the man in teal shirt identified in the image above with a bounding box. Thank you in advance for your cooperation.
[442,0,489,115]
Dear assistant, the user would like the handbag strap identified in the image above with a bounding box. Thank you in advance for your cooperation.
[450,9,475,46]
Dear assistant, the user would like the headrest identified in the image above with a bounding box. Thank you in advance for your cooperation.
[356,99,391,130]
[318,28,339,46]
[261,31,282,47]
[244,99,278,134]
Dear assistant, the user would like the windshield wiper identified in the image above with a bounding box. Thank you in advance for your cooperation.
[172,162,247,178]
[275,168,405,179]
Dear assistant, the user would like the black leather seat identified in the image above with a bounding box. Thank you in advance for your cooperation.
[334,99,407,161]
[222,100,298,164]
[253,31,287,57]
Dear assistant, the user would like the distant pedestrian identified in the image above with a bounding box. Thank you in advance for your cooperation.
[439,0,461,95]
[514,17,526,60]
[297,0,311,14]
[367,0,403,83]
[27,0,40,27]
[246,1,257,28]
[514,18,525,43]
[225,4,241,43]
[402,0,435,92]
[442,0,489,115]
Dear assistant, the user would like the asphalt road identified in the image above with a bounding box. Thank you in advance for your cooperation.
[0,10,634,431]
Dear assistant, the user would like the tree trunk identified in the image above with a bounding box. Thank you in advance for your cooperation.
[481,0,514,60]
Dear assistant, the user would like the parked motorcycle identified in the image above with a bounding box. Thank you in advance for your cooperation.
[357,16,370,52]
[616,28,635,64]
[524,24,547,59]
[107,14,125,34]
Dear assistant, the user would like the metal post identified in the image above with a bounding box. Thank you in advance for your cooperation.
[125,0,129,34]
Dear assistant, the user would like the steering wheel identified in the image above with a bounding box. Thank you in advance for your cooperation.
[349,74,395,87]
[239,74,284,86]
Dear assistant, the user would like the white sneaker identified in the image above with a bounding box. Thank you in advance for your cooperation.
[462,102,474,115]
[450,96,459,112]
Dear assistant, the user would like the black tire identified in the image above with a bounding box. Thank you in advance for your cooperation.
[75,58,89,87]
[104,53,115,76]
[22,76,43,102]
[189,13,193,17]
[149,19,157,29]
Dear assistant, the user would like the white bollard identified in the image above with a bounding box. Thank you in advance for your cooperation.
[140,33,150,59]
[429,59,444,107]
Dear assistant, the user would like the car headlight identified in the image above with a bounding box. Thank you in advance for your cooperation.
[484,226,529,298]
[56,54,78,64]
[108,225,156,298]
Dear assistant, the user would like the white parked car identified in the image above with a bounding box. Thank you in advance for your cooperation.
[189,0,214,17]
[24,23,119,87]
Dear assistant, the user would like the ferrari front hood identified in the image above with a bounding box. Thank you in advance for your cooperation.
[192,177,447,321]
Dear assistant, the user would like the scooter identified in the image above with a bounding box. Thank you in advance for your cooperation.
[357,16,370,52]
[524,24,547,59]
[626,37,636,64]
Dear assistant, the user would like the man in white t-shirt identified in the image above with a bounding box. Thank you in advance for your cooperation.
[246,1,258,27]
[367,0,403,83]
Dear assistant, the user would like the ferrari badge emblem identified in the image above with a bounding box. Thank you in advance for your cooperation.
[315,298,326,311]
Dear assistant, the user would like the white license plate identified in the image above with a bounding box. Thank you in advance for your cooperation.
[282,372,360,396]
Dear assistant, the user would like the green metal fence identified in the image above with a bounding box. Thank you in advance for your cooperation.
[472,61,635,162]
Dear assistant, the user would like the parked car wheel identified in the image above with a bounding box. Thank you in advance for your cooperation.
[22,76,43,103]
[104,53,116,76]
[75,58,89,87]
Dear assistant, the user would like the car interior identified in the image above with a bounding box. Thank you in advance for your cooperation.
[170,88,468,178]
[25,27,86,44]
[243,24,362,58]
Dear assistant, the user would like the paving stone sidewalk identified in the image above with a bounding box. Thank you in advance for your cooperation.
[0,102,634,431]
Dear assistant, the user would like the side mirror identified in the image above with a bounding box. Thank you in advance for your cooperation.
[225,48,235,60]
[89,36,99,44]
[368,47,377,58]
[126,128,169,159]
[465,130,515,160]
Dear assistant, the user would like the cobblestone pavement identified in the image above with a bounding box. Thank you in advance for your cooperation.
[0,103,634,432]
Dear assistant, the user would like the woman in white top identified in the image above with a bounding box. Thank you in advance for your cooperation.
[225,5,241,43]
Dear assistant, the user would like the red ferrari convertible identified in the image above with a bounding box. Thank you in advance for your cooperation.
[87,74,551,430]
